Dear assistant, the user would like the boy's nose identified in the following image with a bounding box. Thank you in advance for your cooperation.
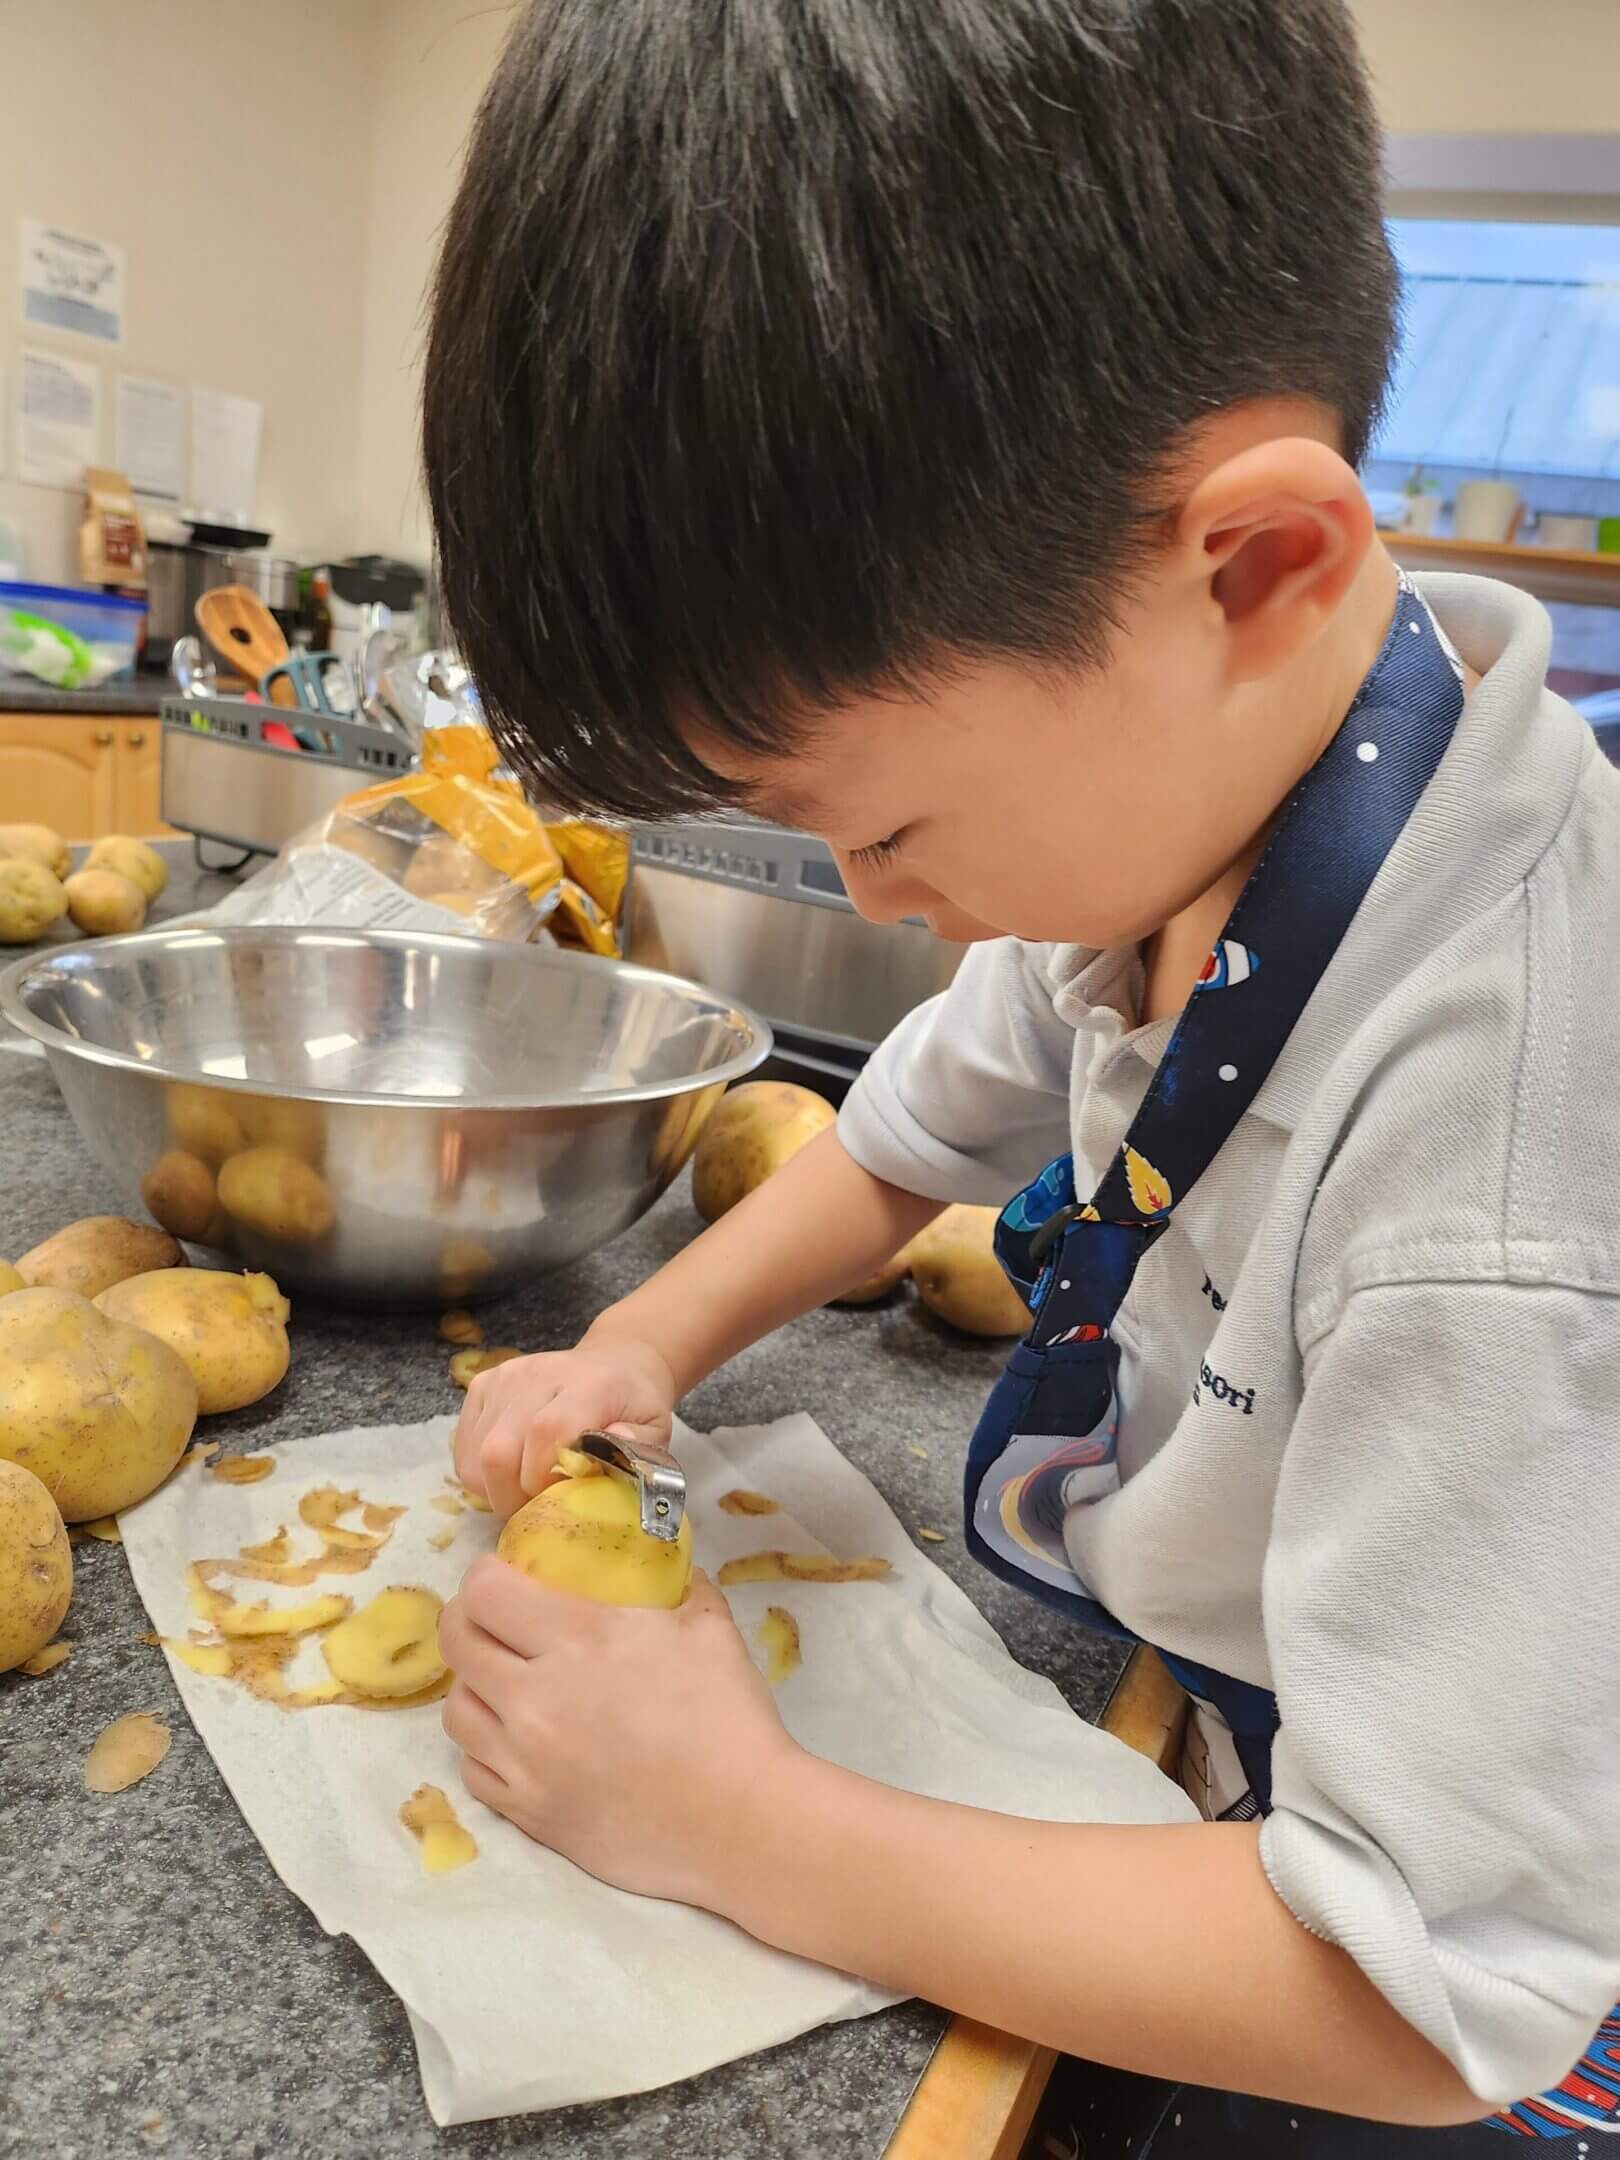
[835,855,926,926]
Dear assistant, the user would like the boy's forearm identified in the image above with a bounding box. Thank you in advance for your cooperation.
[721,1757,1486,2130]
[587,1129,944,1395]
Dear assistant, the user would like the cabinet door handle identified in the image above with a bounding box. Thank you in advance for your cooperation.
[94,729,114,747]
[127,730,147,748]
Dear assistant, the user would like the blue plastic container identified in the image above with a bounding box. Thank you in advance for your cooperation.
[0,580,146,690]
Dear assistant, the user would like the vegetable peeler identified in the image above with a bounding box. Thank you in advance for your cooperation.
[576,1431,687,1541]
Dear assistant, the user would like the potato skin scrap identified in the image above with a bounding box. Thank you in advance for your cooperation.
[400,1783,478,1873]
[448,1346,522,1390]
[321,1586,446,1699]
[753,1607,801,1687]
[84,1712,170,1793]
[211,1456,274,1485]
[19,1640,72,1676]
[159,1636,234,1678]
[717,1490,780,1517]
[438,1310,484,1347]
[717,1550,891,1586]
[212,1592,351,1638]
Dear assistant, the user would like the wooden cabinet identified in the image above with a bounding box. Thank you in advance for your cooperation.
[0,710,171,839]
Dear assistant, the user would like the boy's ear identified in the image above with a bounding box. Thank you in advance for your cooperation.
[1176,437,1375,682]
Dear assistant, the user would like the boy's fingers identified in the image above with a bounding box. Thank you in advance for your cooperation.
[461,1551,605,1658]
[439,1590,531,1693]
[442,1676,507,1763]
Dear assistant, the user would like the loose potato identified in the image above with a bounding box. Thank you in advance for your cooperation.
[140,1151,219,1242]
[165,1084,247,1168]
[0,822,70,877]
[908,1205,1032,1337]
[95,1269,291,1415]
[690,1081,835,1224]
[63,867,147,937]
[0,858,68,944]
[0,1288,198,1520]
[0,1262,23,1298]
[829,1246,913,1307]
[84,834,168,901]
[218,1148,335,1245]
[0,1459,73,1674]
[322,1586,446,1698]
[236,1094,325,1164]
[17,1216,185,1299]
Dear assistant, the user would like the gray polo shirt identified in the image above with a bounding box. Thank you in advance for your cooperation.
[838,573,1620,2106]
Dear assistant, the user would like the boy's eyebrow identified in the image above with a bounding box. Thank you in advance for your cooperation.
[736,780,827,830]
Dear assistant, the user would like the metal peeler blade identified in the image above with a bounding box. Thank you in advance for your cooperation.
[576,1431,687,1541]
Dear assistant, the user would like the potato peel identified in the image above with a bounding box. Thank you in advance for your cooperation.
[438,1310,484,1347]
[75,1516,122,1544]
[159,1636,234,1678]
[752,1607,801,1687]
[429,1494,465,1517]
[239,1528,292,1565]
[400,1783,478,1873]
[19,1640,72,1677]
[211,1456,274,1485]
[362,1503,406,1532]
[428,1524,460,1552]
[322,1586,446,1699]
[448,1345,522,1389]
[84,1712,170,1793]
[213,1592,352,1638]
[718,1490,781,1517]
[917,1528,947,1544]
[298,1486,361,1532]
[717,1550,892,1586]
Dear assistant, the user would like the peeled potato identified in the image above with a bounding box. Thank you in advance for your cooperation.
[95,1269,291,1415]
[84,834,167,901]
[0,857,68,944]
[218,1148,335,1244]
[498,1453,692,1607]
[322,1586,446,1698]
[0,1262,23,1298]
[690,1081,836,1224]
[0,1459,73,1674]
[17,1216,184,1299]
[908,1205,1032,1337]
[140,1151,220,1242]
[63,868,147,937]
[0,822,70,877]
[165,1084,247,1169]
[0,1287,197,1520]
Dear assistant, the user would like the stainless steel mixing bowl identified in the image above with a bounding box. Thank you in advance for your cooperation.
[1,926,770,1307]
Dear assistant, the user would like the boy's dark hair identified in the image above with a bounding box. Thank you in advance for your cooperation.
[424,0,1397,820]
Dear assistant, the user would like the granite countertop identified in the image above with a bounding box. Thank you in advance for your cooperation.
[0,854,1130,2159]
[0,676,168,715]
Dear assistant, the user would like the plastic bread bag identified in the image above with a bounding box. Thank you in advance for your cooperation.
[195,721,629,950]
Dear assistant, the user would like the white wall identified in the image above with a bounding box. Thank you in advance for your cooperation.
[1353,0,1620,134]
[0,0,381,585]
[355,0,516,567]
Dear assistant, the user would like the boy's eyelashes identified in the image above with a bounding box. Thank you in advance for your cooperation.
[847,829,907,871]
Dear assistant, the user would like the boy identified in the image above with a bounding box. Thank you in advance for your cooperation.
[423,0,1620,2143]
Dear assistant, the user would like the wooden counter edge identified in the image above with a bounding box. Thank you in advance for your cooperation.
[883,1648,1187,2160]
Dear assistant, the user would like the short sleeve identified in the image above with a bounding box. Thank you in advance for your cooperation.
[1259,1276,1620,2106]
[837,938,1075,1203]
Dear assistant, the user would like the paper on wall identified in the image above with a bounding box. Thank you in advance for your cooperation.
[118,1413,1196,2126]
[15,346,99,490]
[20,217,125,344]
[189,386,262,524]
[114,374,185,503]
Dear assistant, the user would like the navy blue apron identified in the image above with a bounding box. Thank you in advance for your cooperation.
[965,577,1619,2144]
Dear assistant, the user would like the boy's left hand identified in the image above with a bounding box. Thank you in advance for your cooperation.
[439,1555,796,1909]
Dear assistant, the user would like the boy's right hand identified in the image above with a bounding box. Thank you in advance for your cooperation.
[452,1336,678,1522]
